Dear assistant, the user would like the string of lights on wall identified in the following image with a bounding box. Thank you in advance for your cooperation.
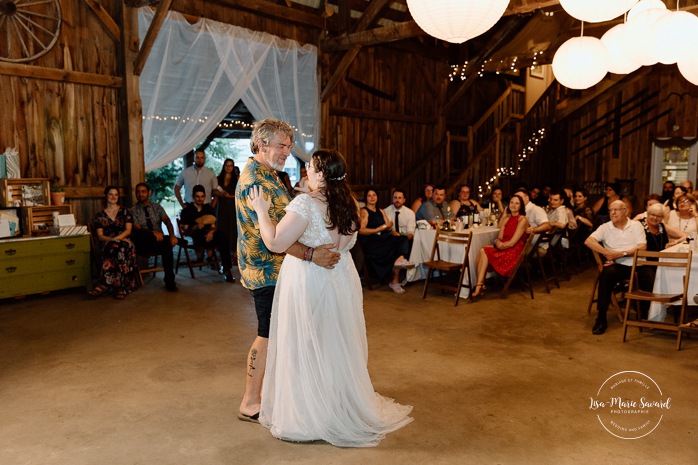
[141,115,313,138]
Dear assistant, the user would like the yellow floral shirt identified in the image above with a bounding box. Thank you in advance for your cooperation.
[235,157,292,289]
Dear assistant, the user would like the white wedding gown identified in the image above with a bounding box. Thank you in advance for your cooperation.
[259,194,413,447]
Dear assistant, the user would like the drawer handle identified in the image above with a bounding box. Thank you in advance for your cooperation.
[65,259,76,265]
[5,266,17,273]
[3,248,17,256]
[65,243,76,250]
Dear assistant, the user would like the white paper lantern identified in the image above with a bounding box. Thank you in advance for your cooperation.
[627,0,666,21]
[552,36,610,90]
[601,23,642,74]
[559,0,638,23]
[647,11,698,65]
[621,7,669,66]
[406,0,509,44]
[678,55,698,86]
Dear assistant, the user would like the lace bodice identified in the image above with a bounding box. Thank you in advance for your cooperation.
[286,194,357,252]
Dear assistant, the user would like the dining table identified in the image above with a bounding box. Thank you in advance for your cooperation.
[648,244,697,322]
[406,225,500,298]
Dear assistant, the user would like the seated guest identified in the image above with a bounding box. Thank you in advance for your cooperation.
[359,188,414,294]
[561,190,578,231]
[472,195,529,298]
[416,185,449,225]
[130,182,178,292]
[180,185,235,283]
[546,190,569,230]
[89,186,138,300]
[666,193,698,235]
[384,188,416,241]
[665,185,687,211]
[660,180,675,207]
[632,194,662,221]
[411,183,434,214]
[488,185,507,220]
[515,188,551,249]
[584,200,647,335]
[573,188,595,241]
[449,184,483,218]
[642,203,686,251]
[681,180,694,194]
[593,182,632,224]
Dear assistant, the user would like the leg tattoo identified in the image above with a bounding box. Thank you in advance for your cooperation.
[247,349,258,377]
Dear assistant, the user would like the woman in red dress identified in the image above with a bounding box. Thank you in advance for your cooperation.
[472,194,529,298]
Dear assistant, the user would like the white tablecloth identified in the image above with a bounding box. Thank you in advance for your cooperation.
[406,226,499,297]
[648,244,697,321]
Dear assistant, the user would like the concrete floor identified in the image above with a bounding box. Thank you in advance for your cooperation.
[1,266,697,465]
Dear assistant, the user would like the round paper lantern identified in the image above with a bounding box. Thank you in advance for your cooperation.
[601,23,641,74]
[621,7,669,66]
[559,0,638,23]
[678,55,698,86]
[406,0,509,44]
[552,36,610,90]
[627,0,666,21]
[647,11,698,65]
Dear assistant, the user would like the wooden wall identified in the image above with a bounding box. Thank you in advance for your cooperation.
[0,0,124,223]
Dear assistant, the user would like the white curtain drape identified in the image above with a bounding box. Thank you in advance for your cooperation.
[138,8,319,171]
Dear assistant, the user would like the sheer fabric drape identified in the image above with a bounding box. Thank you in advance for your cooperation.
[138,8,319,171]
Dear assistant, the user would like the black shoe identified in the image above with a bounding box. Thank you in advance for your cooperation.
[224,270,235,283]
[165,282,179,292]
[592,320,607,335]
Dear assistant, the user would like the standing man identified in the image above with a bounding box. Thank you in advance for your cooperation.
[585,200,646,335]
[235,119,339,423]
[384,188,416,242]
[174,148,218,208]
[130,182,179,292]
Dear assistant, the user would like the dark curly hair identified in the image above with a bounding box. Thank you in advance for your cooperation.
[312,149,358,235]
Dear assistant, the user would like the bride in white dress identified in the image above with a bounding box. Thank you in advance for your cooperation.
[248,149,413,447]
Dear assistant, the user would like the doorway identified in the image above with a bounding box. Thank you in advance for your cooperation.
[650,139,698,193]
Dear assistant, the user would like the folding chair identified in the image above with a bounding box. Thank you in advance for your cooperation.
[621,249,692,349]
[587,250,632,323]
[531,228,562,294]
[421,229,472,306]
[500,234,535,299]
[136,252,163,287]
[175,218,220,279]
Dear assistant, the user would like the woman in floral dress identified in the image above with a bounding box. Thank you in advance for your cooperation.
[89,186,138,300]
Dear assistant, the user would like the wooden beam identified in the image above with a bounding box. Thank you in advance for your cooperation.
[133,0,174,76]
[330,106,435,124]
[0,62,122,88]
[124,0,159,6]
[322,20,424,52]
[504,1,560,15]
[208,0,325,29]
[320,0,393,102]
[82,0,121,42]
[441,17,524,116]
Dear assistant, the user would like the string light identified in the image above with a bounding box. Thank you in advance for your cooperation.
[448,60,469,81]
[141,116,313,138]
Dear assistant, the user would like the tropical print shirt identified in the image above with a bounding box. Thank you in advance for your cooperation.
[235,157,292,290]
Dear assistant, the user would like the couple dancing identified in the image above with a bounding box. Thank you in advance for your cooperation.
[236,119,412,447]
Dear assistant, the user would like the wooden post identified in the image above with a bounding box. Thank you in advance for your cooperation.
[119,4,146,205]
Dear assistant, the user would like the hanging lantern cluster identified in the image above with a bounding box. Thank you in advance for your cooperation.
[554,0,698,89]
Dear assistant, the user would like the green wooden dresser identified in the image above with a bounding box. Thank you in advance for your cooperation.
[0,234,91,298]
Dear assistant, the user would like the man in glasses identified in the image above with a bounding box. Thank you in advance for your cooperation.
[585,201,646,335]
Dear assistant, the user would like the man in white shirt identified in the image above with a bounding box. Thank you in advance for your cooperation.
[174,148,218,207]
[585,200,647,335]
[515,187,551,241]
[547,191,568,229]
[384,189,416,241]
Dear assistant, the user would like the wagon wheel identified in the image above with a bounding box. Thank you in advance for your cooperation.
[0,0,62,63]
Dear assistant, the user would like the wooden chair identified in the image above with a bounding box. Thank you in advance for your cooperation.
[421,229,472,306]
[175,218,220,279]
[621,249,692,349]
[586,250,631,323]
[530,229,561,293]
[136,253,164,287]
[500,233,535,299]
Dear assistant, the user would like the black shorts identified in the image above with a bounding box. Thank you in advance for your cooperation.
[251,286,275,338]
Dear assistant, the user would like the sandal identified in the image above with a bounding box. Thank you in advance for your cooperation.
[394,258,416,269]
[389,283,406,294]
[681,318,698,328]
[88,285,108,297]
[114,291,126,300]
[471,283,486,299]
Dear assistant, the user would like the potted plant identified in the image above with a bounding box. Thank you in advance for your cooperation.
[50,186,66,206]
